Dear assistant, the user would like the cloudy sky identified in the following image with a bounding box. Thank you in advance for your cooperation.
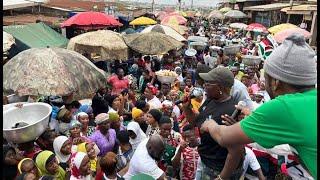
[123,0,223,8]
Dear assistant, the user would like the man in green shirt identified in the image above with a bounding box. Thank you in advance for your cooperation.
[200,34,317,178]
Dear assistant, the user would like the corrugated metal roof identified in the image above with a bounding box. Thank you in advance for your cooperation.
[244,3,297,11]
[3,0,36,10]
[281,4,317,13]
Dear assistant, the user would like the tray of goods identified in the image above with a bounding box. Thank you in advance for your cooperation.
[155,70,178,84]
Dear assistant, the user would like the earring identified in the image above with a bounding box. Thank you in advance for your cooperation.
[219,91,222,95]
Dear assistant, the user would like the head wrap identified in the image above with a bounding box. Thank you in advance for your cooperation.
[77,143,97,172]
[69,120,82,130]
[127,121,147,151]
[76,112,88,121]
[17,158,33,174]
[146,83,158,95]
[78,105,93,114]
[132,107,143,120]
[35,150,65,178]
[56,108,69,121]
[53,136,70,163]
[95,113,109,125]
[70,152,87,179]
[108,112,120,122]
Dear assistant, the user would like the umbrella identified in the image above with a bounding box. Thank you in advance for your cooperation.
[268,23,298,35]
[121,28,136,34]
[3,48,107,100]
[161,15,187,25]
[141,24,186,42]
[219,7,232,13]
[185,11,196,17]
[162,23,188,35]
[224,10,247,19]
[229,23,248,29]
[207,10,224,19]
[67,30,129,61]
[246,23,268,33]
[195,12,202,17]
[3,31,15,53]
[187,36,208,43]
[123,32,183,55]
[273,28,311,43]
[156,11,168,20]
[130,17,157,26]
[61,11,122,29]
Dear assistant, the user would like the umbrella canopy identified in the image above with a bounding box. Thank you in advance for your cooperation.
[246,23,268,33]
[67,30,129,61]
[207,10,224,19]
[229,23,248,29]
[61,11,122,28]
[185,11,196,17]
[161,15,187,25]
[188,36,208,43]
[123,32,183,55]
[273,28,311,43]
[141,24,186,42]
[3,48,107,100]
[121,28,136,34]
[224,10,247,19]
[129,17,157,26]
[219,7,232,13]
[162,23,188,35]
[268,23,298,34]
[3,31,15,53]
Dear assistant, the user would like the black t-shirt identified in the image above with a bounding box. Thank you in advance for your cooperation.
[195,97,237,171]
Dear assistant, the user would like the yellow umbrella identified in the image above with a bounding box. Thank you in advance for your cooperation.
[129,17,157,26]
[219,7,232,13]
[268,23,298,35]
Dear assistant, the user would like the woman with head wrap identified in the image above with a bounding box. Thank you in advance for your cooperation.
[144,83,162,110]
[34,150,66,180]
[18,158,40,178]
[78,104,95,126]
[56,108,73,135]
[70,152,92,180]
[77,142,98,176]
[76,112,95,137]
[53,136,72,170]
[127,121,147,152]
[109,112,126,134]
[131,107,148,133]
[67,120,90,147]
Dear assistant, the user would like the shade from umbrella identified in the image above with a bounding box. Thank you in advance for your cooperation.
[67,30,129,61]
[219,7,232,13]
[3,31,15,52]
[61,11,122,28]
[273,28,311,43]
[141,25,186,42]
[229,22,248,29]
[224,10,247,19]
[162,23,188,35]
[123,32,183,55]
[130,17,157,26]
[161,15,187,25]
[208,10,224,19]
[246,23,268,33]
[268,23,298,35]
[3,48,107,99]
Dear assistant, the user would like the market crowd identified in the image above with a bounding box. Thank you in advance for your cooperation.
[3,17,317,180]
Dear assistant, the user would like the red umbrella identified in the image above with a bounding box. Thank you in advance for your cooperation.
[273,28,311,43]
[61,11,122,29]
[246,23,267,33]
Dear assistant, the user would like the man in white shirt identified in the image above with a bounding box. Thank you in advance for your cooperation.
[124,135,166,180]
[144,83,162,110]
[241,147,266,180]
[203,49,216,69]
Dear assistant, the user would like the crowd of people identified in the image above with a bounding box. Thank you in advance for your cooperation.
[3,16,317,180]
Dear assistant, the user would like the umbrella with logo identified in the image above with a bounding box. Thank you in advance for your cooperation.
[268,23,298,35]
[273,28,311,43]
[130,16,157,26]
[3,48,107,100]
[141,24,186,42]
[61,11,122,29]
[67,30,129,61]
[246,23,268,33]
[224,10,247,19]
[123,32,183,55]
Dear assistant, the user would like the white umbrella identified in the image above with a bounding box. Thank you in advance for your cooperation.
[224,10,247,19]
[230,23,248,29]
[141,24,186,42]
[3,31,15,52]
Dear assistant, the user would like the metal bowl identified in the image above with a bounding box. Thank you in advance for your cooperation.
[223,45,241,55]
[156,75,177,84]
[242,55,262,66]
[3,102,29,112]
[3,102,52,144]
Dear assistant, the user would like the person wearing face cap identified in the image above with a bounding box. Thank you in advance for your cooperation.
[89,113,118,156]
[201,34,317,178]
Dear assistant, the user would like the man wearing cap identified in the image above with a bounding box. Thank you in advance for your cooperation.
[89,113,117,156]
[201,34,317,178]
[183,67,243,179]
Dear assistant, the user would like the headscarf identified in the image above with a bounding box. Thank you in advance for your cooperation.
[18,158,33,174]
[146,83,158,95]
[76,112,88,121]
[69,120,82,130]
[95,113,109,125]
[77,143,97,172]
[35,150,66,180]
[132,107,143,120]
[56,108,69,121]
[78,105,93,114]
[108,112,120,122]
[53,136,71,163]
[70,152,90,180]
[127,121,147,151]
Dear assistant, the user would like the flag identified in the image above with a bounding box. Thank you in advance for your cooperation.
[258,34,278,60]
